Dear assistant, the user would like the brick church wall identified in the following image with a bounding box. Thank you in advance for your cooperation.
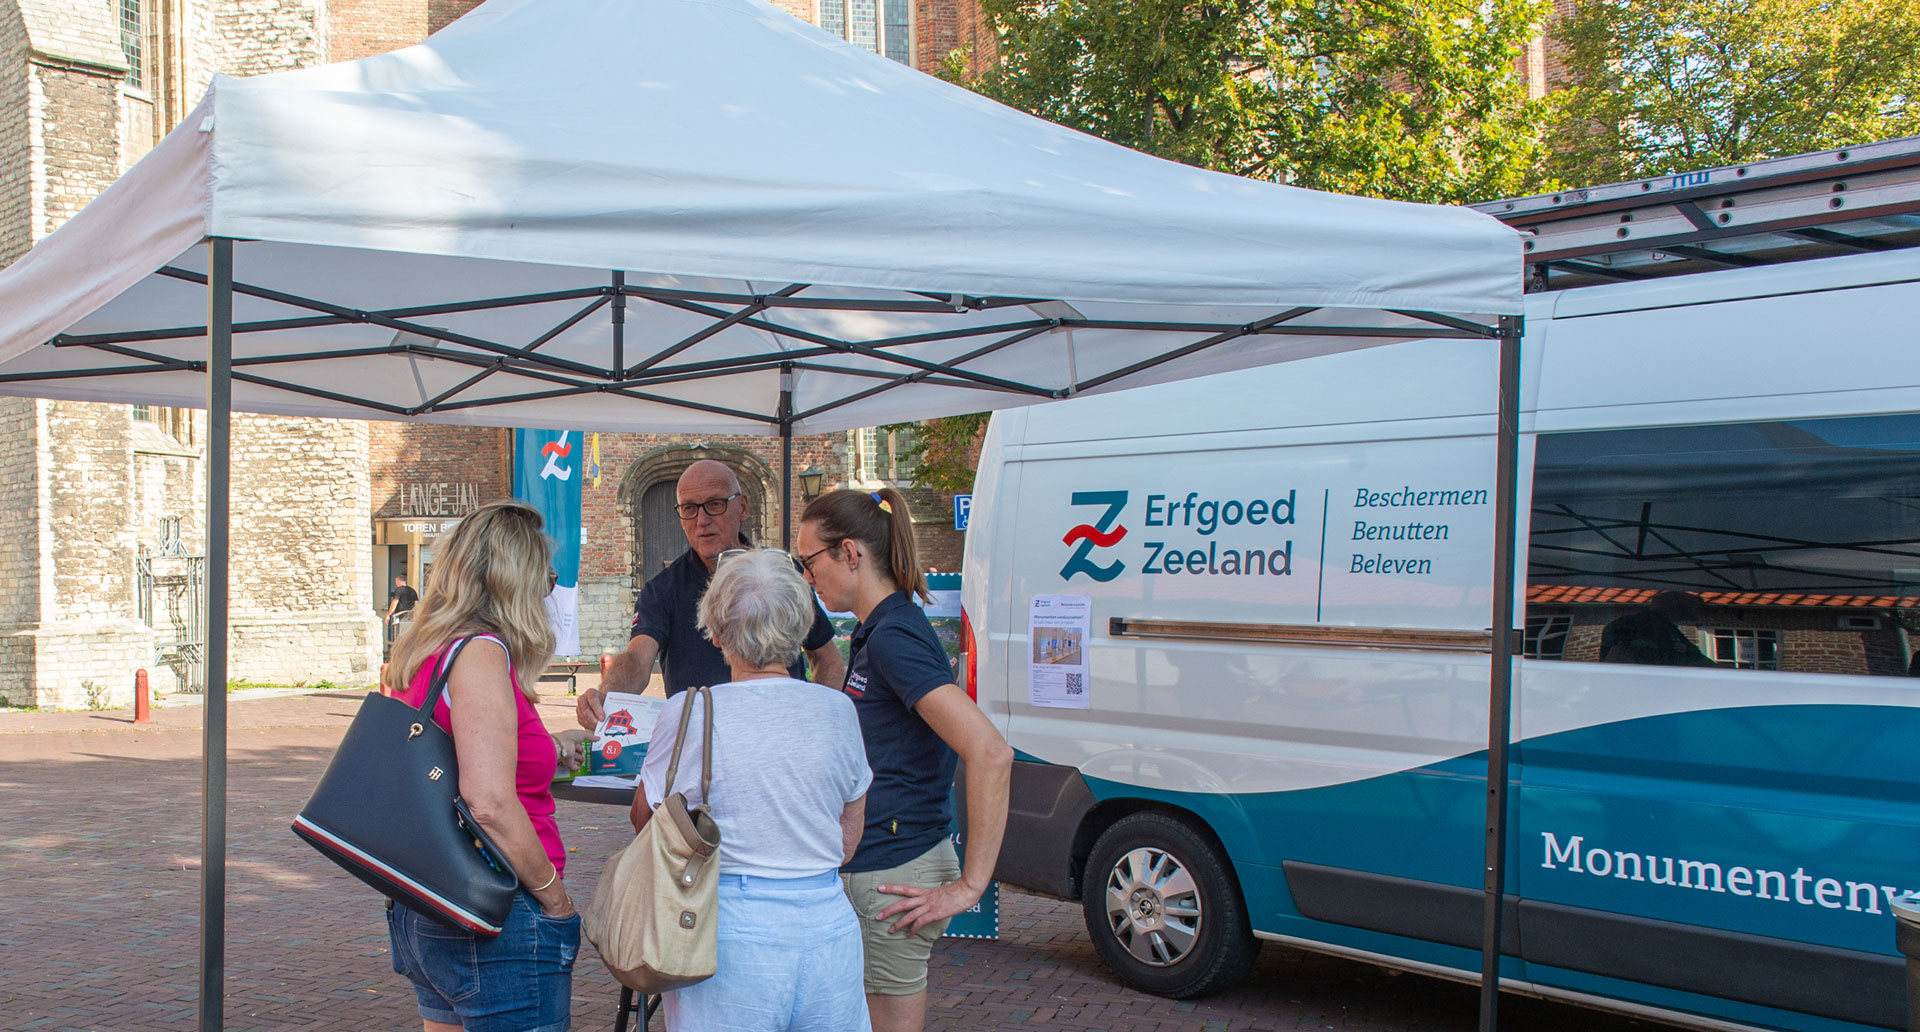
[33,64,120,240]
[0,397,39,705]
[23,401,157,709]
[368,422,510,519]
[326,0,485,63]
[212,0,328,77]
[0,3,30,265]
[227,414,382,687]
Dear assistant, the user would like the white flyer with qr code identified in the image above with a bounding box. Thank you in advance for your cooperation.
[1028,594,1091,709]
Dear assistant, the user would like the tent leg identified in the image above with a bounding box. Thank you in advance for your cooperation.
[199,236,233,1032]
[611,270,626,376]
[779,365,794,550]
[780,425,793,550]
[1478,315,1523,1032]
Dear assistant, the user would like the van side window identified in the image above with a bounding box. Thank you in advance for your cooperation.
[1527,414,1920,677]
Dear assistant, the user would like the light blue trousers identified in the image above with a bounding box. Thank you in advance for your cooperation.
[662,871,872,1032]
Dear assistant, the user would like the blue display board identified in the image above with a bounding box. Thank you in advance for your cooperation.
[926,572,998,938]
[945,782,1000,939]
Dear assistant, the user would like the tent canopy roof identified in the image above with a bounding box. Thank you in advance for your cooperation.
[0,0,1521,434]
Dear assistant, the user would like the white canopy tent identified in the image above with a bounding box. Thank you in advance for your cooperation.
[0,0,1525,1028]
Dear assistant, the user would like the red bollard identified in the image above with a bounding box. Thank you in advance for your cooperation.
[133,668,151,725]
[600,653,613,677]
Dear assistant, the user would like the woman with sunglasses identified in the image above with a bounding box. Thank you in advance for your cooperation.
[381,499,579,1032]
[633,547,873,1031]
[796,488,1014,1032]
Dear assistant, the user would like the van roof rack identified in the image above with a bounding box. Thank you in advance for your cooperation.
[1474,135,1920,291]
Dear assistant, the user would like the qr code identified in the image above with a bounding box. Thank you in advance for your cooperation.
[1064,672,1084,694]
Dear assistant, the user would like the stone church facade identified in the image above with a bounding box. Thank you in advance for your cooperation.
[0,0,969,707]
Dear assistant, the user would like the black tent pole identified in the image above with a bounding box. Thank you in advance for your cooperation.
[1478,314,1524,1032]
[199,236,233,1032]
[779,364,794,549]
[611,270,626,376]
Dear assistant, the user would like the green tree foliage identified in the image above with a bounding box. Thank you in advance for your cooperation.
[883,415,990,494]
[1544,0,1920,183]
[905,0,1555,494]
[969,0,1556,204]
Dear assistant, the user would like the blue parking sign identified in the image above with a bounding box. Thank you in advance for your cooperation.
[953,494,972,531]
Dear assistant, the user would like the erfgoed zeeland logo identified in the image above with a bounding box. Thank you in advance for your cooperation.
[1061,488,1300,582]
[1061,491,1128,582]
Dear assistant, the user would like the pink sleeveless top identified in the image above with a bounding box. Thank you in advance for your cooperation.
[400,635,565,878]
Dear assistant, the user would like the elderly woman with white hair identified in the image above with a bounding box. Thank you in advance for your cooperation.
[630,547,873,1032]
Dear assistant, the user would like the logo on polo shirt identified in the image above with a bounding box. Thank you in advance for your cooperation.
[844,671,868,698]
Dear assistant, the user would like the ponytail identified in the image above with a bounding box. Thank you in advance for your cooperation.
[801,486,931,604]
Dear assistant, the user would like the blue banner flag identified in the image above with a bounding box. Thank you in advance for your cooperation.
[512,429,582,655]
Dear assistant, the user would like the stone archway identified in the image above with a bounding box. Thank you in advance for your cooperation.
[617,444,779,582]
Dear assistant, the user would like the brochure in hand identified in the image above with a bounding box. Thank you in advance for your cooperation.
[590,692,663,777]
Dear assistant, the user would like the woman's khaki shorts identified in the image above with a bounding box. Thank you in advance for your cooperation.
[840,839,961,995]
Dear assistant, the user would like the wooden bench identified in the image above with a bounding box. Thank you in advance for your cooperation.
[536,659,596,694]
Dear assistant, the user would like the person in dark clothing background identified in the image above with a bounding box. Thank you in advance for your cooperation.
[1600,590,1719,666]
[383,574,418,642]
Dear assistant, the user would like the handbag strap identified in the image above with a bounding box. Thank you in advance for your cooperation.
[417,634,481,717]
[662,684,715,802]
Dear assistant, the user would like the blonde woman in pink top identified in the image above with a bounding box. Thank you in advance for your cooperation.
[383,499,578,1032]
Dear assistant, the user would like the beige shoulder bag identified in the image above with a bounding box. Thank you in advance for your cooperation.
[583,685,720,993]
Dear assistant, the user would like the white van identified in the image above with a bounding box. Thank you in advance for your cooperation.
[960,246,1920,1032]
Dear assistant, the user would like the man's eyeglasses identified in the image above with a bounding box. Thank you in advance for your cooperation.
[676,492,742,520]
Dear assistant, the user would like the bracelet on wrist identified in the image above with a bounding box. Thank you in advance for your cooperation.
[529,868,560,893]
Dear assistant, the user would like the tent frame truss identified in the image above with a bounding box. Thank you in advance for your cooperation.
[38,264,1504,429]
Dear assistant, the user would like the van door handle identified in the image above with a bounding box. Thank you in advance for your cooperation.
[1107,617,1518,654]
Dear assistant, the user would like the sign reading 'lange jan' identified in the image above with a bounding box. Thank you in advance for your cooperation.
[398,482,481,517]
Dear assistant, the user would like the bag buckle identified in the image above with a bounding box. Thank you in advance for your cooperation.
[408,722,424,740]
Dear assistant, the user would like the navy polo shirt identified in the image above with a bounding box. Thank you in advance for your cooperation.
[630,547,837,697]
[842,590,961,873]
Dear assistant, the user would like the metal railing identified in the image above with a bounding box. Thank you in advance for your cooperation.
[138,552,206,693]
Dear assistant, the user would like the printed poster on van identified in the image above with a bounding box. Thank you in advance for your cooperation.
[1028,594,1092,709]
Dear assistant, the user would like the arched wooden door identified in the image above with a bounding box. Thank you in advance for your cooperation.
[639,479,683,582]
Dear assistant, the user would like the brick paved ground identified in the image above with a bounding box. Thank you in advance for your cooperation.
[0,690,1685,1032]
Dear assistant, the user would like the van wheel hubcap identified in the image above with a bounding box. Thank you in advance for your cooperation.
[1104,846,1202,967]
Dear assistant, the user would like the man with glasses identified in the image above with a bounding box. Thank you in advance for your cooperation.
[576,460,845,728]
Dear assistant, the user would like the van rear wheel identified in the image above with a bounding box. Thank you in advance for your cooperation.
[1081,811,1259,998]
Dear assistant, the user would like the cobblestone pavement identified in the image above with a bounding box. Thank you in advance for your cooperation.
[0,691,1686,1032]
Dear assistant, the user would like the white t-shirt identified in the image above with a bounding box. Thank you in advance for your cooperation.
[639,678,872,879]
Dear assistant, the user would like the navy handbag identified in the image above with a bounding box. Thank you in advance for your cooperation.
[292,636,520,935]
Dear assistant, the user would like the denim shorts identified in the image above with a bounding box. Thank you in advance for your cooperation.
[662,870,870,1032]
[387,891,580,1032]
